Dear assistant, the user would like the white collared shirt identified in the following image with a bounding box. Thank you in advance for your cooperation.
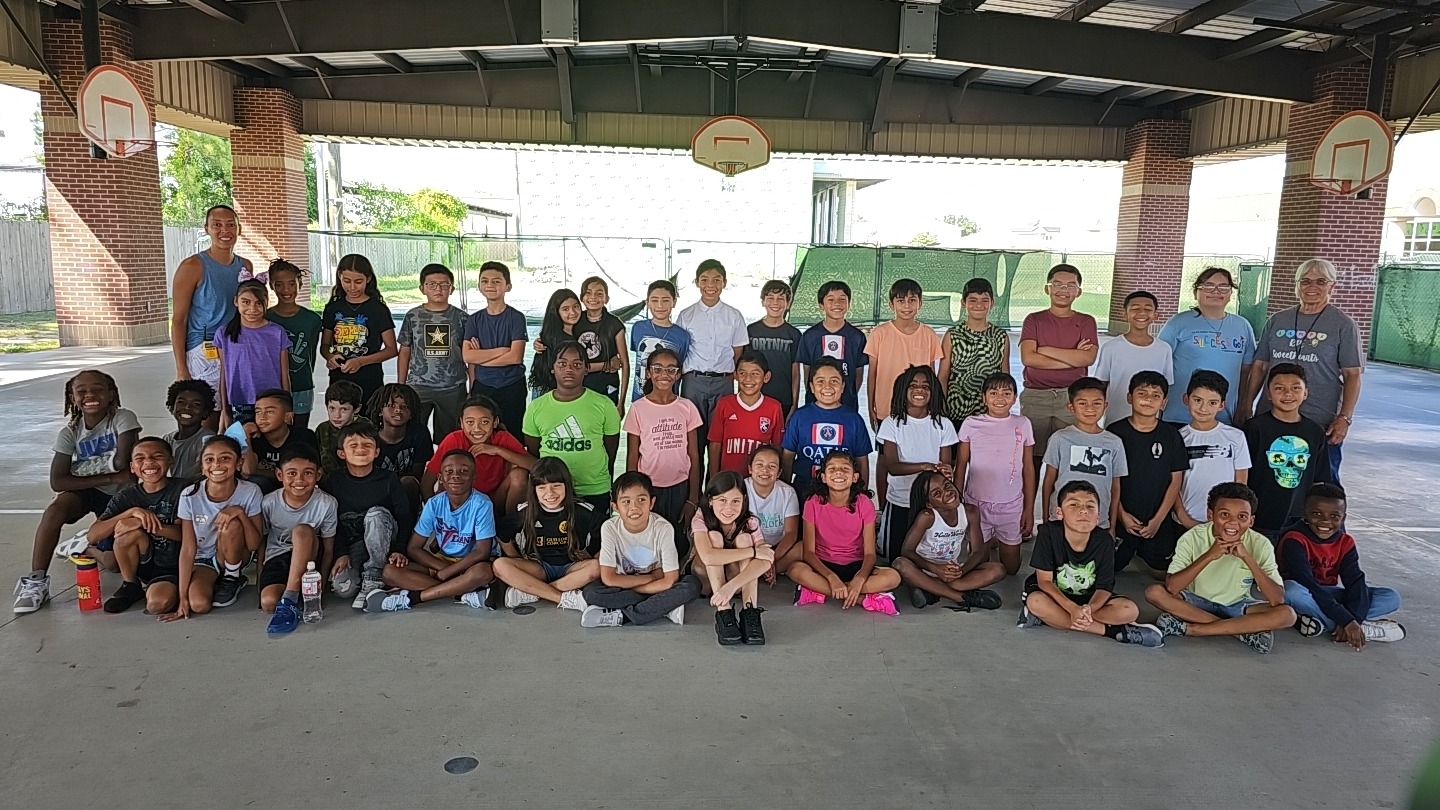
[676,299,749,373]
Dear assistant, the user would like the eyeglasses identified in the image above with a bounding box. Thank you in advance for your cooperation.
[423,282,453,291]
[1198,283,1233,293]
[649,366,681,376]
[1299,278,1333,287]
[1048,282,1080,291]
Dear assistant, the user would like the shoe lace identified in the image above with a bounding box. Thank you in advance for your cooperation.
[1361,622,1391,640]
[15,577,45,600]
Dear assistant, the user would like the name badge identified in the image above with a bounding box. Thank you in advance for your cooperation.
[201,341,219,361]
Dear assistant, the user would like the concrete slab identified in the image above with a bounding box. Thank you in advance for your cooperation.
[1,348,1437,810]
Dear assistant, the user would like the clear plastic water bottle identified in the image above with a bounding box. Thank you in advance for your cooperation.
[301,561,323,623]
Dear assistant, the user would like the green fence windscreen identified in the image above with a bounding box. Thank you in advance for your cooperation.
[1237,262,1271,336]
[1371,265,1440,371]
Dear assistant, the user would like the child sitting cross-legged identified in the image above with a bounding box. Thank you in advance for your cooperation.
[491,458,601,611]
[786,449,902,614]
[1018,480,1163,647]
[258,446,338,634]
[1279,482,1404,647]
[690,471,772,646]
[579,471,702,628]
[89,437,189,614]
[891,471,1004,613]
[320,423,412,608]
[1144,482,1297,654]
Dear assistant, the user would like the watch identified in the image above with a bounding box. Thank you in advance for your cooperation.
[1338,414,1354,425]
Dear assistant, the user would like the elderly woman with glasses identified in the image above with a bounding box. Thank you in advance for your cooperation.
[1157,267,1258,425]
[1243,258,1362,483]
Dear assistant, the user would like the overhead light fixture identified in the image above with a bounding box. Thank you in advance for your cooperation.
[541,0,579,45]
[900,3,939,59]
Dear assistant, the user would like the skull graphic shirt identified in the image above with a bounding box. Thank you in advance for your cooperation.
[1244,411,1332,535]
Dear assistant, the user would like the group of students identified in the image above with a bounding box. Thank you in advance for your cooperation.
[11,209,1405,653]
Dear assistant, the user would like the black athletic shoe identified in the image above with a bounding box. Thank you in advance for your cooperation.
[103,580,145,614]
[739,605,766,645]
[962,589,1003,611]
[715,607,743,645]
[908,586,929,610]
[211,574,247,608]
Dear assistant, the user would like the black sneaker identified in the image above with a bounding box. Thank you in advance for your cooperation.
[104,580,145,614]
[739,605,766,646]
[211,574,247,608]
[714,607,743,645]
[908,586,929,610]
[962,589,1003,611]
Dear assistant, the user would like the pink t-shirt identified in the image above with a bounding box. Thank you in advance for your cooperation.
[958,413,1034,505]
[803,493,876,565]
[689,510,761,548]
[622,395,704,487]
[864,321,943,420]
[1019,309,1098,390]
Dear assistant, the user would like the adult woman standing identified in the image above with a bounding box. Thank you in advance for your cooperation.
[939,278,1010,424]
[1244,258,1362,482]
[1157,267,1257,425]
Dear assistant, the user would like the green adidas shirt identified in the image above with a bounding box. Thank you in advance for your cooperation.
[522,389,621,497]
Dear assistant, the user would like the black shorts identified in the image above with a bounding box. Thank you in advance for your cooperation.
[258,553,294,590]
[819,558,865,582]
[137,538,181,585]
[1113,518,1180,572]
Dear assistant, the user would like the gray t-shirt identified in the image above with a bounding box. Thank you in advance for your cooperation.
[1042,426,1129,529]
[1256,305,1362,428]
[262,488,339,560]
[177,479,264,559]
[163,427,214,481]
[54,408,143,496]
[398,304,469,391]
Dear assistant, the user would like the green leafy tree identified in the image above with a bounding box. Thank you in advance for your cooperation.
[343,182,467,234]
[942,213,980,236]
[160,126,233,224]
[909,231,940,247]
[305,147,318,224]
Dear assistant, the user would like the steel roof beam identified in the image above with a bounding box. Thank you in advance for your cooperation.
[1054,0,1119,22]
[1218,4,1385,60]
[1153,0,1257,34]
[1025,76,1068,95]
[180,0,245,24]
[374,53,414,73]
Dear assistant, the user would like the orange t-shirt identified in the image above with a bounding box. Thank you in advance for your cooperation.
[864,321,942,420]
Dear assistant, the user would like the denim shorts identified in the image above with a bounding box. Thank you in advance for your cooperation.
[541,561,577,582]
[1181,590,1260,619]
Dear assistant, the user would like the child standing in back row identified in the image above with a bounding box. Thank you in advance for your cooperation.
[528,288,583,399]
[747,280,803,419]
[630,280,692,402]
[216,279,291,429]
[321,254,398,408]
[266,260,324,430]
[576,276,630,412]
[463,261,530,434]
[865,279,943,429]
[796,280,867,413]
[675,260,750,452]
[955,372,1035,576]
[399,263,470,441]
[1092,290,1173,425]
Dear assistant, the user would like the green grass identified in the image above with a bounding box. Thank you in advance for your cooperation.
[307,276,427,313]
[0,311,60,353]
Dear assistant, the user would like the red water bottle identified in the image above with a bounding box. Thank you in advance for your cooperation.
[75,556,102,612]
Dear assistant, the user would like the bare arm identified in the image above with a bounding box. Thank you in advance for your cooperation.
[599,563,666,590]
[279,345,292,392]
[1021,452,1037,536]
[1040,464,1058,521]
[170,259,201,379]
[881,441,940,476]
[1328,367,1362,443]
[524,435,540,457]
[937,333,952,392]
[789,363,800,415]
[954,440,971,495]
[626,433,641,473]
[397,345,412,384]
[1165,542,1225,595]
[1035,344,1098,367]
[687,428,702,504]
[707,441,721,480]
[1019,339,1070,370]
[351,329,399,368]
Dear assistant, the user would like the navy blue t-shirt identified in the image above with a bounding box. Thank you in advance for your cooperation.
[463,306,528,388]
[795,322,868,412]
[782,403,873,493]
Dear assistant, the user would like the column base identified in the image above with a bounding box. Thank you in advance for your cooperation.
[59,320,169,347]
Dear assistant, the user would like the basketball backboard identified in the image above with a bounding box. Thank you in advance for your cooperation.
[1309,110,1393,196]
[78,66,155,158]
[692,116,771,177]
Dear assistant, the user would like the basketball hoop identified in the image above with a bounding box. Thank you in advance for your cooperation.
[78,66,155,159]
[1308,110,1393,196]
[693,116,770,180]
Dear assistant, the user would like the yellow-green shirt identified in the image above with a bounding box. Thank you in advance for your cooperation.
[1169,524,1280,606]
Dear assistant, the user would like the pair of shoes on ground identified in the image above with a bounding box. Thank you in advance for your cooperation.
[908,586,1002,612]
[1297,613,1406,643]
[1017,602,1164,648]
[793,585,900,615]
[714,603,765,646]
[502,587,587,612]
[580,603,685,628]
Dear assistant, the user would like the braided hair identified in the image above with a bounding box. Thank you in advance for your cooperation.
[63,369,120,425]
[364,382,421,427]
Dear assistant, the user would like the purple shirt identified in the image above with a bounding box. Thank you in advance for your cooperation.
[216,321,292,408]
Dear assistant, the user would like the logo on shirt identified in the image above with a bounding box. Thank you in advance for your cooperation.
[1187,443,1233,461]
[810,422,843,446]
[543,415,593,453]
[1150,442,1164,459]
[1055,560,1096,596]
[424,324,452,358]
[579,330,603,360]
[758,417,772,433]
[821,335,845,360]
[1068,445,1111,476]
[333,314,371,357]
[1266,435,1310,489]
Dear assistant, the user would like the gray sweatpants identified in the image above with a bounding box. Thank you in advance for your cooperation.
[582,575,702,626]
[337,506,397,588]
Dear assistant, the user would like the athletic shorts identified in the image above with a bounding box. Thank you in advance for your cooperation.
[973,495,1025,546]
[137,538,181,585]
[541,561,579,582]
[819,558,865,582]
[291,389,314,416]
[425,549,466,578]
[185,343,222,405]
[258,553,293,590]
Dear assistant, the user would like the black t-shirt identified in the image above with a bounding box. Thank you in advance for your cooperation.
[1244,411,1331,533]
[377,422,434,478]
[1029,521,1116,601]
[321,466,413,553]
[747,320,803,415]
[323,295,396,389]
[1107,418,1188,522]
[502,501,598,566]
[100,479,188,568]
[575,312,626,399]
[251,426,320,474]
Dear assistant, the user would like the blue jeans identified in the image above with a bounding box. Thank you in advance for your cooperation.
[1180,590,1258,619]
[1284,580,1400,630]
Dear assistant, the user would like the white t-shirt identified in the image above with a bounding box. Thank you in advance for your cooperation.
[178,479,264,559]
[745,478,800,547]
[53,408,142,496]
[1178,424,1251,522]
[875,414,959,506]
[916,507,968,563]
[599,513,680,575]
[1092,336,1174,425]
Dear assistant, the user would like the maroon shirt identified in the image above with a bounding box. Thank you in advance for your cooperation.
[1019,309,1098,390]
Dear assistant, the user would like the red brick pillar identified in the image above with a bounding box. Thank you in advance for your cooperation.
[1112,119,1193,333]
[40,19,166,346]
[231,88,309,298]
[1271,66,1388,348]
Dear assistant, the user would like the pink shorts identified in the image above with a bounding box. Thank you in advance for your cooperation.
[972,496,1025,546]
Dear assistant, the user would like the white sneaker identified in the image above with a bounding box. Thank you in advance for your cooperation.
[13,575,49,614]
[1362,619,1406,642]
[55,530,90,559]
[364,589,412,613]
[331,569,358,599]
[353,576,382,610]
[580,604,624,628]
[456,589,489,609]
[557,590,587,612]
[666,604,685,625]
[505,588,540,609]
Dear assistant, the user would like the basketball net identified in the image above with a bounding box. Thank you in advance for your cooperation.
[718,161,745,193]
[110,139,160,158]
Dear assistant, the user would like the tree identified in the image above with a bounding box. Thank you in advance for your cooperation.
[909,231,940,247]
[343,181,467,234]
[0,197,46,221]
[160,125,233,224]
[305,147,318,224]
[942,213,980,236]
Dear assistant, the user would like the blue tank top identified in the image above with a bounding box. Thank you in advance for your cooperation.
[184,250,246,350]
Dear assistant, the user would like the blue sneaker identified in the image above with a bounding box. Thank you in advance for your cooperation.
[266,598,300,635]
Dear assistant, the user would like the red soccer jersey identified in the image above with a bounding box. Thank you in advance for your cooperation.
[707,394,785,475]
[427,428,527,495]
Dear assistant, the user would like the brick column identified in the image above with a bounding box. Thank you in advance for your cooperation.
[1112,119,1193,333]
[40,19,167,346]
[1271,66,1389,348]
[231,88,309,297]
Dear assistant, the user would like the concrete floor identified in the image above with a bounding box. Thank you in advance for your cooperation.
[1,345,1438,810]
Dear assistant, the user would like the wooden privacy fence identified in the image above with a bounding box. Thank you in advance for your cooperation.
[0,222,206,315]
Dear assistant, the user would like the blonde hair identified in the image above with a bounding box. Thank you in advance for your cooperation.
[1294,258,1338,296]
